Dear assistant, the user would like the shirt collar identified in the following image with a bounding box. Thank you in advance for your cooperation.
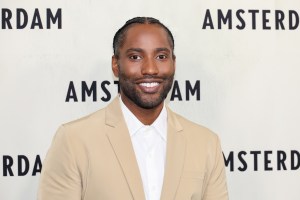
[119,96,167,141]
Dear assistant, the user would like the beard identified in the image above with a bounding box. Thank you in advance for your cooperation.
[118,71,174,109]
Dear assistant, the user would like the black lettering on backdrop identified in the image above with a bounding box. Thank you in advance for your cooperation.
[277,150,287,170]
[17,8,28,29]
[2,151,299,176]
[2,155,42,176]
[186,80,200,100]
[262,10,271,30]
[223,150,300,172]
[250,151,261,171]
[202,9,299,30]
[18,155,30,176]
[32,155,42,176]
[218,9,232,29]
[237,151,247,171]
[114,81,120,93]
[223,151,234,171]
[66,80,116,102]
[1,9,12,29]
[275,10,285,30]
[236,9,246,30]
[31,9,43,29]
[248,9,259,29]
[3,156,14,176]
[289,10,299,30]
[170,81,182,101]
[291,150,300,170]
[66,80,201,102]
[202,9,214,29]
[101,81,111,102]
[1,8,62,29]
[264,151,273,171]
[47,8,62,29]
[82,81,97,101]
[66,81,78,102]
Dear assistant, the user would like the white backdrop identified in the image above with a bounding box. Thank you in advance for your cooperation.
[1,0,300,199]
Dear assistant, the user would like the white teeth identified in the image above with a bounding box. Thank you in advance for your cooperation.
[139,82,159,88]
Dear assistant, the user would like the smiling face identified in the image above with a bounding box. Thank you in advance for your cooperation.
[112,23,176,110]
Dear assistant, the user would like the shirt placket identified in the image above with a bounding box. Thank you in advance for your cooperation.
[144,126,160,200]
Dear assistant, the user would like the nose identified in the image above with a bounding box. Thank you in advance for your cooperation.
[141,57,159,75]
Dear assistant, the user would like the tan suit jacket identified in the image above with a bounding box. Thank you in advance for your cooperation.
[38,97,228,200]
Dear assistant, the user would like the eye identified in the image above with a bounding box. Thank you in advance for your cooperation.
[157,54,167,60]
[129,55,142,60]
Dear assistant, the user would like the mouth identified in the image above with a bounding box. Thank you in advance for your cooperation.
[139,82,159,88]
[137,81,161,93]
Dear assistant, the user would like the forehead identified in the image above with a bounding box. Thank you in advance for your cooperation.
[121,24,172,50]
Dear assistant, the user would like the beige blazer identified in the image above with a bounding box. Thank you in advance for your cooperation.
[38,97,228,200]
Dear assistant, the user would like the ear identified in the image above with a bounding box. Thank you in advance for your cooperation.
[173,54,176,70]
[112,55,119,77]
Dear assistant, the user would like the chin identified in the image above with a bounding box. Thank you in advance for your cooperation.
[136,97,164,109]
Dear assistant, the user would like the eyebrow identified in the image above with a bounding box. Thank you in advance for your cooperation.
[125,47,171,54]
[126,48,143,53]
[155,48,171,54]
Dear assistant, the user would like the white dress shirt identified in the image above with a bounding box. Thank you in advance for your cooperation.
[120,98,167,200]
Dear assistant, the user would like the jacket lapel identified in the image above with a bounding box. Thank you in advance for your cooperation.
[105,98,145,200]
[160,108,186,200]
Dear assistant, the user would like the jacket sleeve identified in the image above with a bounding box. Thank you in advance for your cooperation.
[37,125,82,200]
[203,136,229,200]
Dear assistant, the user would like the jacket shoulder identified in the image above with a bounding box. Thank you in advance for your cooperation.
[64,107,106,128]
[55,106,108,142]
[171,111,219,143]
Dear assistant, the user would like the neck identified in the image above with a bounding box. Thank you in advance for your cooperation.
[120,94,164,125]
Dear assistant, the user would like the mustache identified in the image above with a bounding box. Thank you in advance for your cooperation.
[118,70,175,82]
[134,75,169,81]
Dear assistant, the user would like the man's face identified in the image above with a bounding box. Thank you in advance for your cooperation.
[112,24,175,109]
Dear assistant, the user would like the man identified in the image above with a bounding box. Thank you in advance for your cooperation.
[38,17,228,200]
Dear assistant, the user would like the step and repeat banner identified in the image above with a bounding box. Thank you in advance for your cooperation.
[1,0,299,199]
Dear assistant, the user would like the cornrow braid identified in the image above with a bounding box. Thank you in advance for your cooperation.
[113,17,175,58]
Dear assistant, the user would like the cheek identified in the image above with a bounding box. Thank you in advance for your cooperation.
[119,62,141,76]
[158,63,175,75]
